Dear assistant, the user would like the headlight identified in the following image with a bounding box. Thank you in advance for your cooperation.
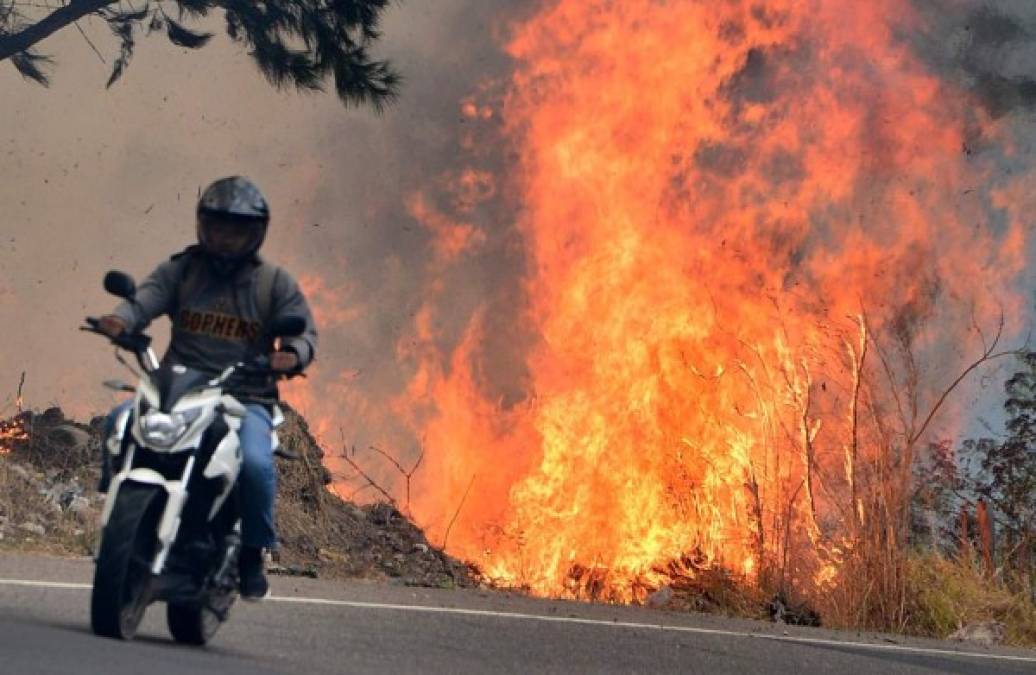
[139,408,202,449]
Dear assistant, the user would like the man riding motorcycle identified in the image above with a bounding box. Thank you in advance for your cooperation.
[97,176,318,600]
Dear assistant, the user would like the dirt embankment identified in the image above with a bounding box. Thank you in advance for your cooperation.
[0,405,476,589]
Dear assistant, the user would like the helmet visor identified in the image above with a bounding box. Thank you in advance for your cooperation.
[198,213,264,259]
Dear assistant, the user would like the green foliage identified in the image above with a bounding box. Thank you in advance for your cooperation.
[955,352,1036,582]
[911,438,965,552]
[10,49,51,85]
[164,16,213,49]
[1,0,399,109]
[220,0,400,109]
[105,13,136,88]
[982,352,1036,534]
[912,351,1036,573]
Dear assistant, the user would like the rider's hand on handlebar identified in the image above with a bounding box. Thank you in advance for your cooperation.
[270,351,299,373]
[98,315,128,338]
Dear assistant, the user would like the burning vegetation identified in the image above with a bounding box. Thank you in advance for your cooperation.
[288,0,1036,632]
[0,376,28,455]
[0,417,27,456]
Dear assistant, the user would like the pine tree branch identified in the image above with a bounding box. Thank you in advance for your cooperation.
[0,0,119,62]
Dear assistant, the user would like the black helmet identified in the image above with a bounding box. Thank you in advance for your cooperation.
[196,176,270,268]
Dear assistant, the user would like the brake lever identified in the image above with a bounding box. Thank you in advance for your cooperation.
[81,317,152,353]
[80,317,102,334]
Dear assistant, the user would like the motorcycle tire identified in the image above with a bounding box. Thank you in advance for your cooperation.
[166,602,223,645]
[90,482,163,640]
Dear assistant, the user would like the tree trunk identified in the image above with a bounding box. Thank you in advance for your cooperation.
[959,505,971,556]
[976,499,995,577]
[0,0,118,62]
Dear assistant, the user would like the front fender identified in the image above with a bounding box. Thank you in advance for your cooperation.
[123,468,167,486]
[107,406,132,456]
[100,464,195,575]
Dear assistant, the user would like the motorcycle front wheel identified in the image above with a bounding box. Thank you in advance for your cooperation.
[90,482,163,640]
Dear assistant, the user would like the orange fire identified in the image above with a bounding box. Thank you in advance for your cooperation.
[275,0,1030,605]
[1,395,28,455]
[0,420,28,455]
[386,0,1029,601]
[0,385,27,453]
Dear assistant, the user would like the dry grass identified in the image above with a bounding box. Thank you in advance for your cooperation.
[666,567,772,618]
[273,408,476,586]
[0,409,103,555]
[900,552,1036,647]
[0,406,476,588]
[0,456,98,556]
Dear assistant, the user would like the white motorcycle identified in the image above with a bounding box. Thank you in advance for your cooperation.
[83,270,303,644]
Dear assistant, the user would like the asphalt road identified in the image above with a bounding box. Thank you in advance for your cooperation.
[1,553,1034,674]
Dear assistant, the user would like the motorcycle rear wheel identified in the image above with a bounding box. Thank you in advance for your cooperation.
[90,483,162,640]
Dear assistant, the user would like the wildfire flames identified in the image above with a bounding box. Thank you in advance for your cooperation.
[1,395,29,455]
[288,0,1031,603]
[0,421,27,456]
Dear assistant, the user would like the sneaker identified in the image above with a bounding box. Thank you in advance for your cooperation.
[239,546,270,601]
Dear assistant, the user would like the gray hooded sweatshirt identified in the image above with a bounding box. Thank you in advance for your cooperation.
[112,246,318,402]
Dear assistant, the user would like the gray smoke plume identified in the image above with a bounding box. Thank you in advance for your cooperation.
[0,1,533,441]
[912,0,1036,117]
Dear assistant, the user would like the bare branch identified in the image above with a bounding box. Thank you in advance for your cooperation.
[442,473,476,550]
[910,313,1017,446]
[847,315,868,531]
[367,443,425,515]
[340,453,396,504]
[368,444,407,475]
[73,18,104,63]
[411,438,426,475]
[971,303,988,355]
[338,431,396,506]
[15,371,25,410]
[866,314,909,437]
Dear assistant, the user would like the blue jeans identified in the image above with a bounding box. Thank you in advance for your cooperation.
[106,400,277,549]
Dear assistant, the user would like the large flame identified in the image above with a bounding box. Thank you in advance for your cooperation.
[277,0,1030,604]
[383,0,1030,601]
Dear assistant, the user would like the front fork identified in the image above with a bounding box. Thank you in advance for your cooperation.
[205,521,242,619]
[99,402,249,584]
[99,458,195,576]
[98,404,133,493]
[98,408,193,575]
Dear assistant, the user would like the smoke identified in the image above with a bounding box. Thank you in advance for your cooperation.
[0,2,534,430]
[912,0,1036,116]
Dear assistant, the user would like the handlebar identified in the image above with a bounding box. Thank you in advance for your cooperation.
[81,317,154,353]
[214,356,303,387]
[82,316,158,374]
[83,316,305,383]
